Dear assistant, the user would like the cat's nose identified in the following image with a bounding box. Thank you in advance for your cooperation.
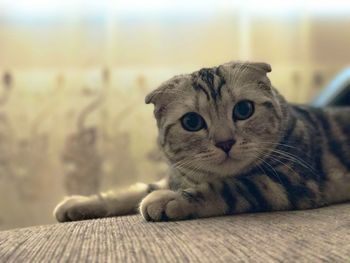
[215,139,235,154]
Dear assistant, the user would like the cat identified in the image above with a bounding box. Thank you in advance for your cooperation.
[54,61,350,222]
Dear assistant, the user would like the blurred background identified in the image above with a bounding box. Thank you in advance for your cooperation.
[0,0,350,230]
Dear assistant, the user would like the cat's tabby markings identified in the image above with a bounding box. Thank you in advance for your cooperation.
[54,61,350,222]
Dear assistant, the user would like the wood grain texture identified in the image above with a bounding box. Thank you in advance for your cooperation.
[1,204,350,263]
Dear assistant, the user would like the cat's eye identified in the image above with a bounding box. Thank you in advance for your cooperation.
[233,100,255,120]
[181,112,206,132]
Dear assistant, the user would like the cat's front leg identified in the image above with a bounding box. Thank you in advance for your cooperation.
[54,195,107,222]
[54,178,168,222]
[140,183,228,221]
[139,174,308,222]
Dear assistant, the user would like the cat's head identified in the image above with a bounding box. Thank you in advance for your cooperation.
[146,61,288,181]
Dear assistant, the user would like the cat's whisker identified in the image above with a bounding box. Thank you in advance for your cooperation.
[253,141,302,150]
[250,151,283,184]
[240,151,283,185]
[253,148,315,175]
[268,149,317,174]
[247,145,317,176]
[252,141,314,159]
[260,152,299,176]
[171,151,217,171]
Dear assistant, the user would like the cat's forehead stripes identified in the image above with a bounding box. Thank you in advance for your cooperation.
[192,67,226,103]
[198,68,219,101]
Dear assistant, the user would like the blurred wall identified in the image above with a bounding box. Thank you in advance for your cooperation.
[0,1,350,230]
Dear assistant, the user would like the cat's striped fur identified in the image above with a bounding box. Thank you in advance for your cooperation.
[54,61,350,222]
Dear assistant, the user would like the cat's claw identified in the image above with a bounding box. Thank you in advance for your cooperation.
[140,190,192,221]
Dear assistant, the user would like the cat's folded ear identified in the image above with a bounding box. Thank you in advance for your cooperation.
[224,61,272,74]
[248,62,272,73]
[145,81,175,120]
[145,76,185,120]
[145,85,165,106]
[145,77,179,105]
[145,86,161,105]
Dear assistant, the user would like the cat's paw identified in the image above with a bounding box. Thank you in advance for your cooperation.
[53,195,103,222]
[140,190,192,222]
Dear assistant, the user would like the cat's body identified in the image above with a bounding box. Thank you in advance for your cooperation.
[54,61,350,222]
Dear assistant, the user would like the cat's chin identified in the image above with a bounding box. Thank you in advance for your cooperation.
[218,154,231,163]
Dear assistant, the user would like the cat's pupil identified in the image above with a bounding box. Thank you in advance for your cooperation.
[181,112,205,132]
[233,100,254,120]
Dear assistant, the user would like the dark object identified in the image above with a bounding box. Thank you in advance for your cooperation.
[181,112,206,132]
[312,68,350,107]
[215,139,235,153]
[2,71,13,89]
[233,100,254,120]
[2,71,12,88]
